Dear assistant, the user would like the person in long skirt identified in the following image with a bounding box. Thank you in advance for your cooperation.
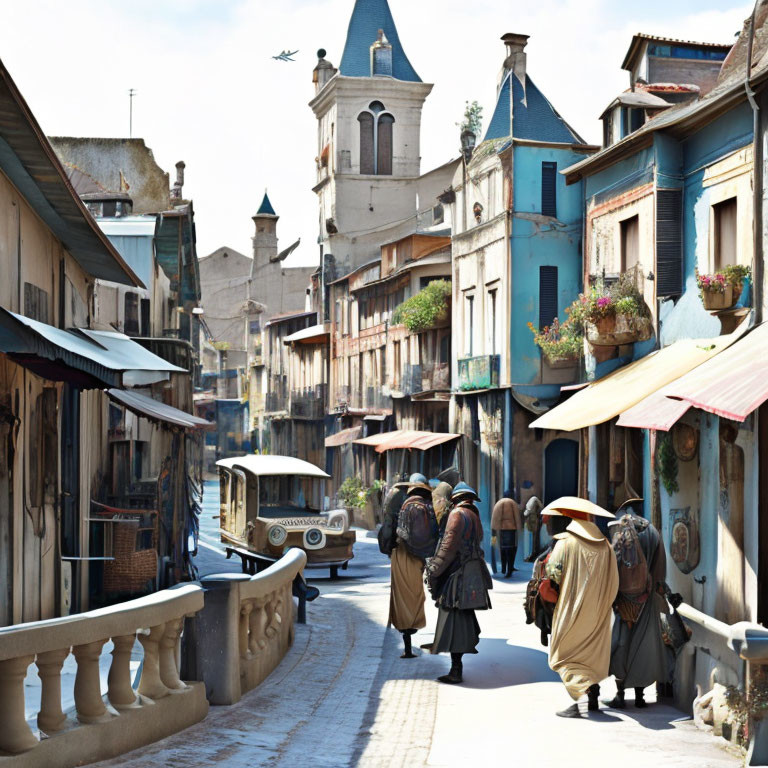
[426,483,491,684]
[388,473,438,658]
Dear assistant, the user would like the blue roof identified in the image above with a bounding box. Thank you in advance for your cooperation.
[484,72,581,144]
[256,192,276,216]
[339,0,421,82]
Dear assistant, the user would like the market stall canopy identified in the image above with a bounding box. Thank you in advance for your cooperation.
[0,308,186,388]
[354,429,460,453]
[529,330,741,432]
[217,454,330,479]
[283,324,329,345]
[324,426,363,448]
[107,388,213,431]
[620,322,768,428]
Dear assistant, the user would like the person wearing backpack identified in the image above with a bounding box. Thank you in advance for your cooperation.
[542,496,618,718]
[388,473,438,659]
[426,483,492,685]
[604,500,670,710]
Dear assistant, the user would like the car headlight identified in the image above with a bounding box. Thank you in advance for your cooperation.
[303,527,326,550]
[267,524,288,547]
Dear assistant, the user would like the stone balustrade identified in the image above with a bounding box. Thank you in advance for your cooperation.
[678,602,768,766]
[190,547,307,705]
[0,583,207,767]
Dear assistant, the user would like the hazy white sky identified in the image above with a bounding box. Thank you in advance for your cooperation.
[0,0,753,266]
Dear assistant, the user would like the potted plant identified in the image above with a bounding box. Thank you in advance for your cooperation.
[583,274,652,346]
[336,476,384,530]
[528,315,583,368]
[697,265,751,311]
[391,280,451,333]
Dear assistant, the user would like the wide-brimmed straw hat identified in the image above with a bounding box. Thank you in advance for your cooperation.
[407,472,432,492]
[540,496,615,519]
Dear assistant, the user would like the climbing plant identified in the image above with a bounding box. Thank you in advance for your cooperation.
[391,280,451,333]
[658,434,679,496]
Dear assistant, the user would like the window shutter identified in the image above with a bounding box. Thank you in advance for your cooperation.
[358,113,374,175]
[541,162,557,217]
[377,114,394,176]
[656,188,683,296]
[539,266,558,330]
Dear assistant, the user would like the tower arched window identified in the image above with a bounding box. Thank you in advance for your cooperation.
[358,101,395,176]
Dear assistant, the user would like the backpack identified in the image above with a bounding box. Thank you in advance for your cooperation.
[377,486,404,556]
[612,515,649,597]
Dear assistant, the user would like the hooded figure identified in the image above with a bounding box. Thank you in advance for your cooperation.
[605,500,670,709]
[543,497,619,718]
[388,473,438,658]
[426,483,491,684]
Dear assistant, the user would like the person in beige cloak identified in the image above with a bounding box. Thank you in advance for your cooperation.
[543,496,619,718]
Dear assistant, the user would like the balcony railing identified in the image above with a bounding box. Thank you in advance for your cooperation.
[458,354,500,391]
[265,375,289,413]
[334,384,391,412]
[403,362,450,394]
[290,385,327,419]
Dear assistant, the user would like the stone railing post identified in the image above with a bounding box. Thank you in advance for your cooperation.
[248,598,268,656]
[0,655,38,753]
[239,601,254,659]
[195,574,249,705]
[73,640,109,723]
[159,618,187,692]
[108,634,140,709]
[137,623,170,700]
[36,647,70,732]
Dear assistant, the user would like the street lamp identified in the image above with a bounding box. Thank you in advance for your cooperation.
[460,128,476,163]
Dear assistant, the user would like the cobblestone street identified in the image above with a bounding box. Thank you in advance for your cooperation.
[93,494,743,768]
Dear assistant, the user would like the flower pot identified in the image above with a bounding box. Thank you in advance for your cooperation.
[544,354,580,370]
[587,313,648,346]
[701,285,734,311]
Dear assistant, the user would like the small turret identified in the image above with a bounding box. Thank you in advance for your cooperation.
[252,191,279,265]
[313,49,337,94]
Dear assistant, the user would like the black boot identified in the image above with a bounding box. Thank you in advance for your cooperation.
[508,544,518,575]
[587,684,600,712]
[400,630,416,659]
[437,653,463,684]
[603,680,626,709]
[500,550,509,577]
[634,687,647,708]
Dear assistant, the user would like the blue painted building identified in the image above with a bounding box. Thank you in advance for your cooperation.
[450,33,595,556]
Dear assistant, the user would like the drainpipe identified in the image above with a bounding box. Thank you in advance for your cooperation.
[747,1,764,324]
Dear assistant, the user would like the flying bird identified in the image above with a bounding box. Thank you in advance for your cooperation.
[272,50,299,62]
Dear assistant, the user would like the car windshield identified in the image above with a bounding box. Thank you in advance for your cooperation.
[258,475,324,518]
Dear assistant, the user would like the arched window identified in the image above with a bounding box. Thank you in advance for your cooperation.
[358,112,375,175]
[358,102,395,176]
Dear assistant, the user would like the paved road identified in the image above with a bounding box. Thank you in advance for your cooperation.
[94,485,741,768]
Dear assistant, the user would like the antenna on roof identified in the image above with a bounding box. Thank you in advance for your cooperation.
[128,88,137,138]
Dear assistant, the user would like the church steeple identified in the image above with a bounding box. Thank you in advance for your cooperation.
[252,190,278,265]
[256,191,277,217]
[339,0,421,81]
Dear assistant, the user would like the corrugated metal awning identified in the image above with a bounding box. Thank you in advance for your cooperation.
[647,322,768,424]
[283,324,329,344]
[107,389,213,431]
[354,429,460,453]
[529,330,742,432]
[0,308,185,388]
[324,426,363,447]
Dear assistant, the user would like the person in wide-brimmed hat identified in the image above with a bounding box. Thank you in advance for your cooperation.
[426,482,491,684]
[388,473,438,659]
[541,496,619,718]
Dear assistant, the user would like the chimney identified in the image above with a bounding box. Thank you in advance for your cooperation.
[499,33,529,93]
[171,160,185,200]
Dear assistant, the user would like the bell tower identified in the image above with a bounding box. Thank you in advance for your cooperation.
[309,0,433,277]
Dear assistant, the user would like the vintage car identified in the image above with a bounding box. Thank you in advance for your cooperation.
[216,454,355,575]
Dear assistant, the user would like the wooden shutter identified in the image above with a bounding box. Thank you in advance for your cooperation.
[539,266,558,330]
[358,113,374,175]
[377,114,394,176]
[656,188,683,297]
[541,162,557,217]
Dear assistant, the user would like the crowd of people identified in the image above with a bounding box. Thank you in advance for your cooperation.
[378,473,687,716]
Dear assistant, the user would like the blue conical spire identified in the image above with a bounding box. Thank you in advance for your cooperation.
[256,190,277,216]
[339,0,421,82]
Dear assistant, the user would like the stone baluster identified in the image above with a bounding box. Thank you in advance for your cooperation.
[0,655,38,753]
[36,648,70,732]
[108,634,140,709]
[137,624,170,700]
[266,595,283,639]
[73,640,108,723]
[249,598,268,656]
[159,618,187,692]
[239,602,254,659]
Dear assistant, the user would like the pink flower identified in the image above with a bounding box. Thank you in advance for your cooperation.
[597,296,612,308]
